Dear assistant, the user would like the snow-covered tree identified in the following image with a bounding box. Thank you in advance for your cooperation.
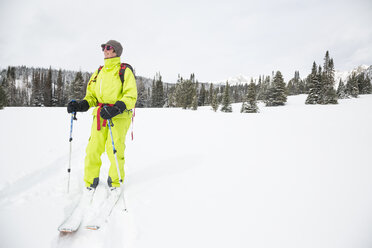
[6,66,18,106]
[266,71,287,106]
[43,66,53,107]
[362,76,372,94]
[336,79,347,99]
[151,72,164,107]
[136,80,148,108]
[241,82,259,113]
[198,83,206,106]
[221,81,232,112]
[346,72,359,98]
[208,83,213,105]
[321,52,338,104]
[192,93,198,110]
[287,71,302,95]
[357,73,372,95]
[0,78,6,109]
[211,90,219,112]
[306,62,321,104]
[31,69,43,106]
[174,73,197,109]
[70,71,85,100]
[55,69,64,106]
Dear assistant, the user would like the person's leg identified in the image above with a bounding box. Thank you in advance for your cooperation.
[84,116,108,188]
[106,117,131,187]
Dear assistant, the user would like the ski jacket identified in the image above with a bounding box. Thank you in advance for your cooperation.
[84,57,137,118]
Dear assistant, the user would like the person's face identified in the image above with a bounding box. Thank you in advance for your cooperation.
[102,45,117,59]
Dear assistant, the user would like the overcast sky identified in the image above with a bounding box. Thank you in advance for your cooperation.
[0,0,371,83]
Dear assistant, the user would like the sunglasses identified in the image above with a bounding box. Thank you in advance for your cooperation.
[101,45,114,51]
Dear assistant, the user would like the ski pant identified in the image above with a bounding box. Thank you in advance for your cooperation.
[84,114,131,188]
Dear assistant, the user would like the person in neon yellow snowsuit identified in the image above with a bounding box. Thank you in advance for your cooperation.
[67,40,137,189]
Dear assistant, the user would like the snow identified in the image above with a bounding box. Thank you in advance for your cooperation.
[335,64,372,85]
[1,94,372,248]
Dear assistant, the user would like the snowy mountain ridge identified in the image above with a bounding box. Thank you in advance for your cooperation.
[335,64,372,83]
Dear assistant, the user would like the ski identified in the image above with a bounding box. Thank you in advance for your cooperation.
[85,187,122,230]
[58,187,95,233]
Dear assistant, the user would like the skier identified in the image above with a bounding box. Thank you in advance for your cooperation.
[67,40,137,197]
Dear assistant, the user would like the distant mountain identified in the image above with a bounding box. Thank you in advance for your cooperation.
[214,65,372,86]
[335,65,372,84]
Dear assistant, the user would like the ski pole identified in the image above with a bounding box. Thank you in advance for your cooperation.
[67,111,77,194]
[107,119,128,212]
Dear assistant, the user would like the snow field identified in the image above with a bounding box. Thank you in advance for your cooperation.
[0,94,372,248]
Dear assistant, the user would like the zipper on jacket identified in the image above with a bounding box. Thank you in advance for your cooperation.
[100,77,103,95]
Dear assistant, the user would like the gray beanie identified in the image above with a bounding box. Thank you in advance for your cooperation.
[101,40,123,57]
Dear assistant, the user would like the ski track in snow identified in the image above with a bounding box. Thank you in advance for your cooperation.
[1,95,372,248]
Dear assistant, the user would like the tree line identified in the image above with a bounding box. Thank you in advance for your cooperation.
[145,51,371,113]
[1,51,371,110]
[0,66,91,109]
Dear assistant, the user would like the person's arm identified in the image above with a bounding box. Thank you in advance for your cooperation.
[118,68,137,110]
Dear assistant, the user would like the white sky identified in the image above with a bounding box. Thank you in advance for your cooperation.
[0,0,371,83]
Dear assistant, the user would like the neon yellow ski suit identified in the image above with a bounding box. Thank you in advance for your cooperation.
[83,57,137,188]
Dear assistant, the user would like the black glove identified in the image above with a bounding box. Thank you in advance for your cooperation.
[100,101,126,120]
[67,100,90,113]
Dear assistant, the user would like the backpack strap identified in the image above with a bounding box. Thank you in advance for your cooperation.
[88,66,103,86]
[118,63,136,141]
[119,63,135,84]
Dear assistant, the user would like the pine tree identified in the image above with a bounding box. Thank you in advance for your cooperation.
[70,71,85,100]
[167,85,177,107]
[357,73,365,94]
[208,83,213,105]
[0,79,7,109]
[21,70,30,106]
[321,53,338,104]
[151,72,164,108]
[44,66,53,106]
[174,74,197,109]
[241,82,259,113]
[163,84,169,107]
[185,74,196,108]
[56,69,64,106]
[287,71,301,95]
[6,66,17,106]
[346,72,359,98]
[198,84,206,106]
[287,81,294,96]
[266,71,287,106]
[211,90,219,112]
[357,73,372,95]
[136,80,148,108]
[362,76,372,94]
[156,74,164,107]
[259,75,271,101]
[336,79,347,99]
[174,76,186,108]
[217,86,223,104]
[305,62,321,104]
[221,81,232,112]
[192,93,198,110]
[0,77,8,108]
[31,69,43,106]
[151,80,156,107]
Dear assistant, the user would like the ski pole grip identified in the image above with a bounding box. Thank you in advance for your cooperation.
[73,112,77,120]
